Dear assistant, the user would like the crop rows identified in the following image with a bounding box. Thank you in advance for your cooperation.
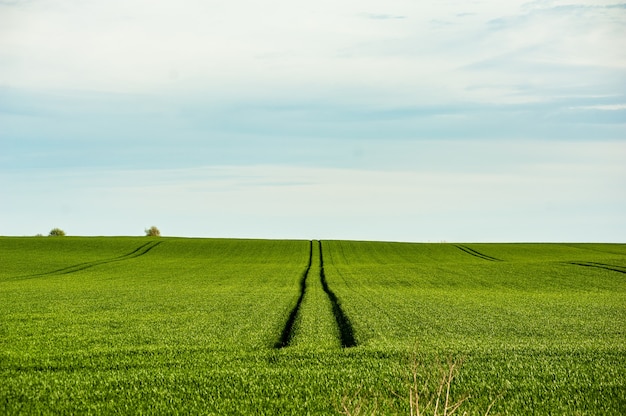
[1,237,625,414]
[567,261,626,274]
[15,241,162,279]
[454,244,501,261]
[275,241,356,349]
[319,242,357,348]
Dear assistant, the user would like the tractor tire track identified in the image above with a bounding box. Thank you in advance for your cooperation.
[566,261,626,274]
[319,241,357,348]
[275,240,312,348]
[454,244,501,262]
[15,241,162,280]
[321,242,391,344]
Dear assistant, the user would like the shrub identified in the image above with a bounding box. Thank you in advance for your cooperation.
[48,228,66,237]
[145,226,161,237]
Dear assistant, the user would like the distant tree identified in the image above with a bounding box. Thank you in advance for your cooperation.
[145,226,161,237]
[48,228,66,237]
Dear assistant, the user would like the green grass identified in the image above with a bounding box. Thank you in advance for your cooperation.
[323,241,626,414]
[290,241,341,350]
[1,237,624,414]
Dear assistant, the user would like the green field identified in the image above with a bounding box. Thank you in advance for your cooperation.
[1,237,624,414]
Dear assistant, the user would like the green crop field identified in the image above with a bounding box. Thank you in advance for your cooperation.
[1,237,624,415]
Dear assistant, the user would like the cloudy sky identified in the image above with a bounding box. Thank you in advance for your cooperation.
[1,0,625,241]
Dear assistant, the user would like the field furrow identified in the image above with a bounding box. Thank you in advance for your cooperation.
[275,241,312,348]
[454,244,501,261]
[319,241,357,348]
[288,241,340,349]
[1,238,624,415]
[12,241,162,280]
[567,261,626,274]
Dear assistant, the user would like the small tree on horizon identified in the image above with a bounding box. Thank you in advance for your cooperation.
[48,228,66,237]
[145,226,161,237]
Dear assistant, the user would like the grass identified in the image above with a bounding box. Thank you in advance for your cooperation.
[1,237,624,414]
[289,241,341,350]
[340,355,480,416]
[323,241,626,414]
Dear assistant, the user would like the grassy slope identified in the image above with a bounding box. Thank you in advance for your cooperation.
[324,241,626,414]
[1,238,310,352]
[1,238,402,415]
[1,238,624,414]
[1,237,342,414]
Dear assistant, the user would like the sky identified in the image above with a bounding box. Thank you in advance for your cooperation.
[1,0,625,242]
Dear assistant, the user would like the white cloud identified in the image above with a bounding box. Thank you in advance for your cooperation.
[1,1,624,242]
[570,104,626,110]
[2,140,625,241]
[1,0,623,106]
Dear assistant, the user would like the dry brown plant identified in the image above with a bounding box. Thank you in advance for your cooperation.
[340,353,500,416]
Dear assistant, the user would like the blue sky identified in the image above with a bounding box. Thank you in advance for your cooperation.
[1,0,625,241]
